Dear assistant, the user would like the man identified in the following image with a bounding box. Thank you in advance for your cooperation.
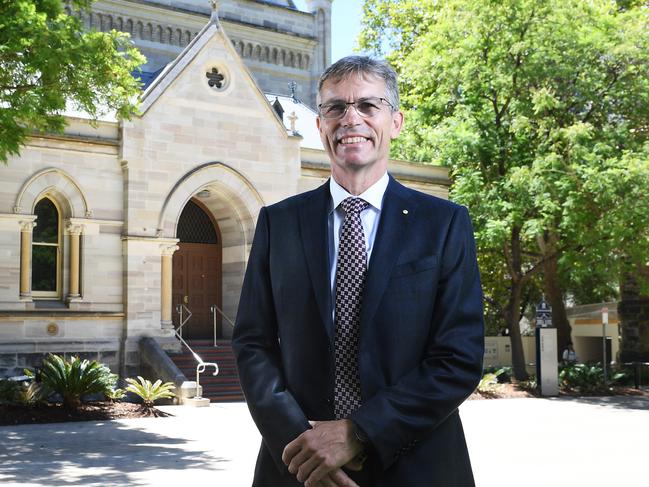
[233,56,484,487]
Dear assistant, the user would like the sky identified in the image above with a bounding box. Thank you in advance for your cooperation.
[292,0,367,62]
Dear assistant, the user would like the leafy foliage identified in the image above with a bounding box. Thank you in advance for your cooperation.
[39,354,117,409]
[361,0,649,378]
[0,379,20,404]
[559,362,629,394]
[477,367,506,394]
[105,387,126,402]
[125,376,176,408]
[0,0,146,163]
[16,381,49,406]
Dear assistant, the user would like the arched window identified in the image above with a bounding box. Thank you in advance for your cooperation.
[32,197,61,297]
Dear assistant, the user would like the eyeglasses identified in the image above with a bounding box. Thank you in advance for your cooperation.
[318,97,394,119]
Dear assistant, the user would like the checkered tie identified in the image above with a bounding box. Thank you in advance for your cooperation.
[334,197,370,419]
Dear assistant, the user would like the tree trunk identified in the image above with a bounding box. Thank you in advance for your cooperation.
[542,251,572,358]
[505,226,529,380]
[538,232,572,358]
[506,278,529,380]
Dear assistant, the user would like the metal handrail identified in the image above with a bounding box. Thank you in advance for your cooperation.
[210,304,235,347]
[174,304,219,399]
[175,303,192,340]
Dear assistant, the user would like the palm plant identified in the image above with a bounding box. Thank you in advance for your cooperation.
[125,376,176,408]
[39,354,117,409]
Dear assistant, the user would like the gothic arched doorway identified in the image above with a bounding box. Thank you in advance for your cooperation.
[172,199,222,339]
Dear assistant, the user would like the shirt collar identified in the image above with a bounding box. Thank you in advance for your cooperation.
[329,172,389,214]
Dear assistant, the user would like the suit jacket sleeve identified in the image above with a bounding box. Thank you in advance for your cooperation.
[231,206,310,472]
[351,205,484,469]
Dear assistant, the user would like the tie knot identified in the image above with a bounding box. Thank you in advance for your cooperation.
[340,197,369,216]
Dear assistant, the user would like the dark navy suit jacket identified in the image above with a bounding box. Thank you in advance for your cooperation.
[232,176,485,486]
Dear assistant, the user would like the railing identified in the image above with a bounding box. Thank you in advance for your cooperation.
[174,303,218,399]
[210,304,236,347]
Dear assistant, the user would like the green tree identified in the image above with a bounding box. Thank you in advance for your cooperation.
[361,0,649,379]
[0,0,145,163]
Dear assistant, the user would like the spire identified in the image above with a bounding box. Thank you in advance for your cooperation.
[209,0,220,24]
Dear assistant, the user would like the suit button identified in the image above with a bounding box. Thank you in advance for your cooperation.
[325,398,333,405]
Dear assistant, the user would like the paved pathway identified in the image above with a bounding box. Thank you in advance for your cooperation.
[0,396,647,486]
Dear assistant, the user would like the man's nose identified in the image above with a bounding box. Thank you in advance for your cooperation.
[341,103,363,126]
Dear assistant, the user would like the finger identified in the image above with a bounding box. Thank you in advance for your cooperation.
[296,453,321,483]
[282,435,304,465]
[287,447,311,475]
[304,460,338,487]
[320,473,340,487]
[329,468,360,487]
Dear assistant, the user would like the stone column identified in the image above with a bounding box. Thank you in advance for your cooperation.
[66,223,84,299]
[19,221,36,299]
[160,244,179,331]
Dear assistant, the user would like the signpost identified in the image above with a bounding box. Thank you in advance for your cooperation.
[602,307,609,385]
[535,297,558,396]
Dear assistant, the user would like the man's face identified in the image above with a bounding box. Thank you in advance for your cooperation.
[316,74,403,177]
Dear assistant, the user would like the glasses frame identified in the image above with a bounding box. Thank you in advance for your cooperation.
[318,97,395,119]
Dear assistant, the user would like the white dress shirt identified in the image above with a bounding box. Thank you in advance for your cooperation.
[328,171,389,299]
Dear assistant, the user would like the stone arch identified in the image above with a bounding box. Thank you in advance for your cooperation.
[115,16,123,31]
[156,24,163,43]
[176,28,183,46]
[157,162,262,242]
[14,168,92,218]
[145,22,153,41]
[135,20,144,39]
[254,44,261,61]
[160,163,263,335]
[304,54,310,70]
[125,18,133,35]
[263,46,270,62]
[184,30,192,46]
[166,26,173,44]
[244,42,253,58]
[272,47,279,64]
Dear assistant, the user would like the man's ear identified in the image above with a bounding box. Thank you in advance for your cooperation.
[316,115,321,133]
[391,110,404,139]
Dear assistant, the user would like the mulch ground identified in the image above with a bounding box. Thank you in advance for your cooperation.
[2,386,647,427]
[469,382,649,400]
[0,401,172,427]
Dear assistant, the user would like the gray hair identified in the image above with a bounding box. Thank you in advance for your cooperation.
[317,55,400,111]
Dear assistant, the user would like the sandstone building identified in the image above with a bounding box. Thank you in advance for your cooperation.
[0,1,449,379]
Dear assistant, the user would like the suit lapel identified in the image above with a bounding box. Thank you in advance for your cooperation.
[299,181,334,343]
[360,177,416,329]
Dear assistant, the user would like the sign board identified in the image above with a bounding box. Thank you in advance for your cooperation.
[536,327,559,396]
[536,298,553,328]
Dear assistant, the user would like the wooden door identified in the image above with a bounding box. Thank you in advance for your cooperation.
[172,199,222,340]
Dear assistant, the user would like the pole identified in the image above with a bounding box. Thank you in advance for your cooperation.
[602,307,608,385]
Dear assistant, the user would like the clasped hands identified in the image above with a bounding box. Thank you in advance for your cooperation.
[281,419,365,487]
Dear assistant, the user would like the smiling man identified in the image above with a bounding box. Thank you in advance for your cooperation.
[233,56,485,487]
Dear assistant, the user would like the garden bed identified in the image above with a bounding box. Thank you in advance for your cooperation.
[0,401,171,427]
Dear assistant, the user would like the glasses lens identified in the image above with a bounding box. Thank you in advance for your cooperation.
[355,98,382,117]
[321,103,347,119]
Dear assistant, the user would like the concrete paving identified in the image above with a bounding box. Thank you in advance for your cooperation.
[0,395,647,486]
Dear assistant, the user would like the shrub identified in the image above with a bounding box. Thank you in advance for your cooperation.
[105,387,126,402]
[40,354,117,409]
[477,368,505,394]
[125,376,176,407]
[559,362,608,394]
[16,381,49,406]
[0,379,20,404]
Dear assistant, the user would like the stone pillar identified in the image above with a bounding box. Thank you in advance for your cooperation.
[19,220,36,299]
[66,223,84,299]
[160,244,179,331]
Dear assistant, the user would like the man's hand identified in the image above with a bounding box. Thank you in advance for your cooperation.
[282,419,364,487]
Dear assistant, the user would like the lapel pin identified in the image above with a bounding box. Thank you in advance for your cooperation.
[402,209,409,215]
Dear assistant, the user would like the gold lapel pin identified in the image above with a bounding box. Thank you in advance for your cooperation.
[402,209,409,215]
